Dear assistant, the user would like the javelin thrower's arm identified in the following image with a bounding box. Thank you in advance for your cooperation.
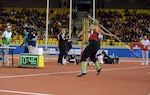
[77,28,91,38]
[100,29,115,37]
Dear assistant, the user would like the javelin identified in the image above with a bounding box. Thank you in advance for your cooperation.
[87,15,140,58]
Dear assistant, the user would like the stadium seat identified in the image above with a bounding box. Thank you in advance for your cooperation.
[118,42,123,46]
[48,41,52,45]
[78,41,82,46]
[113,42,118,46]
[52,38,57,41]
[15,40,20,44]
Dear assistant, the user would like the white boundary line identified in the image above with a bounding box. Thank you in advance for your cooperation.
[0,66,149,79]
[0,89,52,95]
[120,60,142,62]
[10,56,144,62]
[10,55,150,61]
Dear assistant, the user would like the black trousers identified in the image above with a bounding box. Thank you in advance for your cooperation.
[81,40,100,62]
[58,43,66,64]
[24,46,29,53]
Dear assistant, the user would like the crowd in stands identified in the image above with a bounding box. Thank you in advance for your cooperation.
[97,9,150,43]
[0,8,46,38]
[0,7,150,44]
[0,7,76,40]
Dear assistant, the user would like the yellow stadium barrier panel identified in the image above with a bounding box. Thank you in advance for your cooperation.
[78,41,82,46]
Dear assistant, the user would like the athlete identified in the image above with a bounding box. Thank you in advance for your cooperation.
[77,19,115,77]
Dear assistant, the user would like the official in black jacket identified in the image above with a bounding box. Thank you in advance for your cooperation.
[57,28,67,65]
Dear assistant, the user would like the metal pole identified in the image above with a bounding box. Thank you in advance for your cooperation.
[45,0,49,49]
[93,0,96,20]
[69,0,72,39]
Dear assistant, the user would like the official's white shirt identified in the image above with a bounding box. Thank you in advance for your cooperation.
[141,39,149,48]
[2,30,12,38]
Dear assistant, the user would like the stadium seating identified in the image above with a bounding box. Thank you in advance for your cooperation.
[96,8,150,46]
[1,8,149,46]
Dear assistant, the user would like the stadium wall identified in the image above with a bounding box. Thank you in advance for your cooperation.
[1,0,150,9]
[1,0,59,8]
[10,46,150,58]
[99,0,150,9]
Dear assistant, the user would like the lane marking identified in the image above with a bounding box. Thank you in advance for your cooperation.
[9,56,58,60]
[0,66,149,79]
[0,89,52,95]
[10,56,146,62]
[120,60,142,62]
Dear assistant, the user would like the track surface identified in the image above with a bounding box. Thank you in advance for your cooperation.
[0,55,149,95]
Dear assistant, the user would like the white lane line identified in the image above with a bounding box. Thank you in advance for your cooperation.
[11,56,145,62]
[9,56,58,60]
[120,60,142,62]
[0,71,79,79]
[0,89,52,95]
[0,66,149,79]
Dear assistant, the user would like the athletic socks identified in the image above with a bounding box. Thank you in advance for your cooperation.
[77,61,102,77]
[94,61,102,75]
[81,61,87,73]
[94,61,100,70]
[77,61,87,77]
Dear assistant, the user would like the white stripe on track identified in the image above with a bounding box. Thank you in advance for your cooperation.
[10,56,58,60]
[120,60,142,62]
[0,66,149,79]
[10,56,143,62]
[0,89,52,95]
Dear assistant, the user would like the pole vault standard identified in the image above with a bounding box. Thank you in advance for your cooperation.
[87,15,140,58]
[69,0,72,39]
[93,0,96,20]
[45,0,49,50]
